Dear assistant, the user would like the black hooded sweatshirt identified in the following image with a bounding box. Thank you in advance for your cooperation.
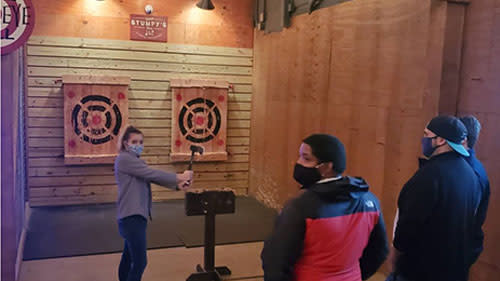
[261,176,388,281]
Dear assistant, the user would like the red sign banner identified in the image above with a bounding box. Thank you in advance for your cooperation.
[130,14,167,42]
[1,0,36,55]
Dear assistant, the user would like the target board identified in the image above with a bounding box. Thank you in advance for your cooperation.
[171,79,229,162]
[63,75,130,165]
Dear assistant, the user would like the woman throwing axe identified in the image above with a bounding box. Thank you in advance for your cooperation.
[114,125,193,281]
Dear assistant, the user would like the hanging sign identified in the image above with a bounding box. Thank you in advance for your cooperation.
[130,14,167,42]
[1,0,35,55]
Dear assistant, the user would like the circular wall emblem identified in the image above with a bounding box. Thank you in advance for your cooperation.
[71,95,123,145]
[178,98,221,143]
[1,0,35,55]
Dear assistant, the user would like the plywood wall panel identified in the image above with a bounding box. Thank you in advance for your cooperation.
[250,1,446,270]
[456,1,500,279]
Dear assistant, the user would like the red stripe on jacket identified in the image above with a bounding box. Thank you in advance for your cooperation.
[294,211,380,281]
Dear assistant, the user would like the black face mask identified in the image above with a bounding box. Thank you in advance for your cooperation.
[293,163,322,189]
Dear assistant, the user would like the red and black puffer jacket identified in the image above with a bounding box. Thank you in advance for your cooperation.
[261,177,388,281]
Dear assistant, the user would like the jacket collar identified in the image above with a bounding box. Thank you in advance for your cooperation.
[122,150,140,158]
[317,176,343,184]
[418,151,461,168]
[309,176,369,199]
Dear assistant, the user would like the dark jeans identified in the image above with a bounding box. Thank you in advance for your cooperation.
[118,215,148,281]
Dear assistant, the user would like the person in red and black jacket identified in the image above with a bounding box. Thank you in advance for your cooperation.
[261,134,389,281]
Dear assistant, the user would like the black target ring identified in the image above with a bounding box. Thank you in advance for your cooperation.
[178,98,221,143]
[71,95,123,145]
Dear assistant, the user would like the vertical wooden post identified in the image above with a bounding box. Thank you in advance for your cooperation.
[1,49,21,281]
[439,1,469,115]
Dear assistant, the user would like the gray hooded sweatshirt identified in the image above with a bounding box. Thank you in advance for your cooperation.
[114,150,177,220]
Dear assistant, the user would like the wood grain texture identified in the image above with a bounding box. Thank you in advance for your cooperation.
[1,47,21,281]
[439,3,466,115]
[26,36,252,206]
[456,0,500,280]
[249,1,446,275]
[170,79,230,88]
[62,79,130,165]
[31,0,254,48]
[61,75,131,85]
[171,84,228,162]
[26,46,253,67]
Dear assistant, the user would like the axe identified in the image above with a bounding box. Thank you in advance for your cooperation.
[180,145,203,190]
[188,145,204,170]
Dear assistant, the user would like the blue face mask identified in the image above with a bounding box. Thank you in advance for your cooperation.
[421,136,438,158]
[129,144,144,156]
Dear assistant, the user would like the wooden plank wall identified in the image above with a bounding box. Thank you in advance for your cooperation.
[25,36,253,206]
[31,0,254,48]
[456,0,500,280]
[249,0,446,260]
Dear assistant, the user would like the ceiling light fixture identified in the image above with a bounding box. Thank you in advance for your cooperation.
[196,0,215,10]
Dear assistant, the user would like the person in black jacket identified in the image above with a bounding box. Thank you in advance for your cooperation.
[460,115,490,264]
[388,115,483,281]
[261,134,388,281]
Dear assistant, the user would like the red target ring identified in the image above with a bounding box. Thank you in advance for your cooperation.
[178,98,222,144]
[71,95,123,145]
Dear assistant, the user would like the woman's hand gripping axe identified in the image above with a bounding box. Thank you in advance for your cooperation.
[180,145,203,190]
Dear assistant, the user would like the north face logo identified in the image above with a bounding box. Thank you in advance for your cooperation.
[365,200,374,208]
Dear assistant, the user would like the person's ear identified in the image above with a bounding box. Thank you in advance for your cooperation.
[461,138,468,149]
[435,136,447,146]
[326,162,333,174]
[317,162,333,177]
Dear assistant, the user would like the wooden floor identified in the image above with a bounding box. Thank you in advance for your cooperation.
[19,242,387,281]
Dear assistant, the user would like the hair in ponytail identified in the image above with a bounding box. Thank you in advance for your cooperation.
[117,125,143,152]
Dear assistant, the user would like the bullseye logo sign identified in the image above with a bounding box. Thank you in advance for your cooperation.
[1,0,35,55]
[70,94,123,146]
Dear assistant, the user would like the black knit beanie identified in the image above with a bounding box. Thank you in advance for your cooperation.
[303,134,346,174]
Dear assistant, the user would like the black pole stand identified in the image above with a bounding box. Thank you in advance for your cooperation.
[186,195,231,281]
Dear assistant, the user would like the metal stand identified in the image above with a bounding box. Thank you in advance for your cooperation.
[186,194,232,281]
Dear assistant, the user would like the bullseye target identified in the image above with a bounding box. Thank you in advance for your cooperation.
[171,79,229,162]
[63,75,130,165]
[71,95,123,145]
[178,98,221,143]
